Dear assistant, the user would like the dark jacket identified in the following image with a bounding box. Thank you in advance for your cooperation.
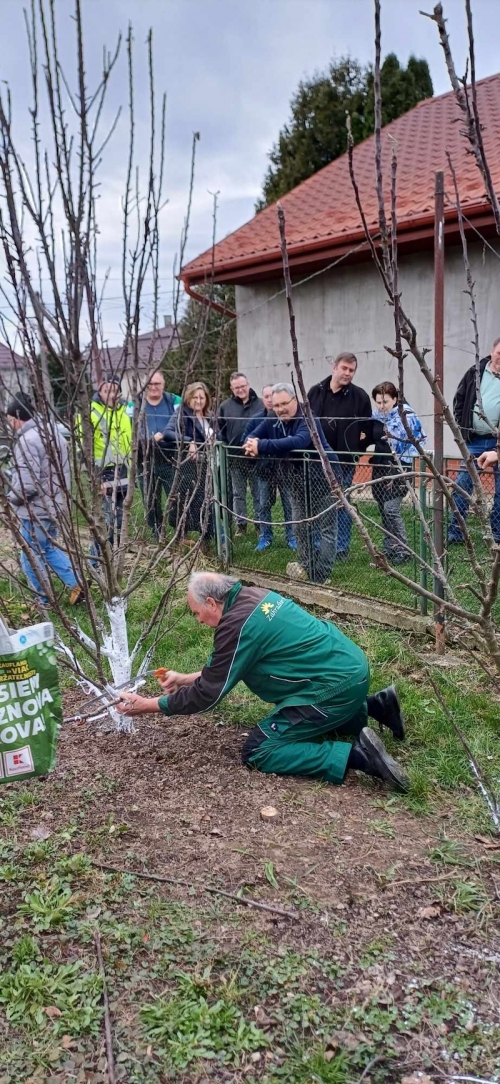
[249,403,340,468]
[241,406,272,442]
[158,581,367,718]
[453,356,490,443]
[162,404,213,447]
[307,376,372,456]
[218,389,263,446]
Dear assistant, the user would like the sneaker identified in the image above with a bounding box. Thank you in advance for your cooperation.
[69,586,85,606]
[286,561,307,581]
[287,537,297,550]
[255,537,271,552]
[357,727,409,792]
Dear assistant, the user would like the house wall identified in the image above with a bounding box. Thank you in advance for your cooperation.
[235,240,500,456]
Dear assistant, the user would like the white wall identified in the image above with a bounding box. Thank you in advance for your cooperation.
[235,240,500,456]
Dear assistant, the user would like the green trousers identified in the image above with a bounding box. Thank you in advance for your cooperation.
[247,669,370,785]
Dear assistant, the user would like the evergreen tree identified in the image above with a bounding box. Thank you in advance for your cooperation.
[258,53,433,208]
[168,285,237,398]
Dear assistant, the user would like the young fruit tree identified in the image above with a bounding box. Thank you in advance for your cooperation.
[0,1,217,729]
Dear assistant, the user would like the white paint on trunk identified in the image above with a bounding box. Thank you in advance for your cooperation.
[102,597,134,732]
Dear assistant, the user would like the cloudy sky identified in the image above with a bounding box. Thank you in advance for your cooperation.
[0,0,497,344]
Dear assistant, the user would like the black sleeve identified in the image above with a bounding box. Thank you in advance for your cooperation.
[218,404,228,443]
[453,369,470,426]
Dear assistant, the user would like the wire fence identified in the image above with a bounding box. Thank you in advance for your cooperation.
[209,445,499,615]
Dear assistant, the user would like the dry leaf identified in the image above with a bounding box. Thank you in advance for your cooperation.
[250,1052,261,1063]
[253,1005,272,1026]
[417,904,441,920]
[401,1075,434,1084]
[43,1006,62,1018]
[474,834,500,850]
[61,1035,75,1050]
[30,826,52,841]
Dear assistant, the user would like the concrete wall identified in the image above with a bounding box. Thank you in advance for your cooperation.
[235,240,500,455]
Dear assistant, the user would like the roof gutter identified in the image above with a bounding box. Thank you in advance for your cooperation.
[183,281,236,318]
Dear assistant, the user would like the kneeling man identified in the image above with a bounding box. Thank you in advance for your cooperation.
[116,572,408,791]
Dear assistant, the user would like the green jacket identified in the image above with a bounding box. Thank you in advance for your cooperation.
[76,396,132,469]
[158,582,368,717]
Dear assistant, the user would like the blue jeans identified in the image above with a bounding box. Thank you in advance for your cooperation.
[20,518,78,603]
[448,437,500,542]
[230,461,260,531]
[258,473,295,544]
[337,461,356,554]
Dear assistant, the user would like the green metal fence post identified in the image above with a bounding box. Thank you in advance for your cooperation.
[419,455,428,616]
[219,443,232,569]
[212,444,223,566]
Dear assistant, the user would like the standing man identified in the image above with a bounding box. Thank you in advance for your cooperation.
[6,393,83,606]
[243,383,340,584]
[242,384,296,552]
[138,371,181,540]
[116,572,407,793]
[308,353,372,559]
[218,372,262,537]
[78,374,132,561]
[449,338,500,543]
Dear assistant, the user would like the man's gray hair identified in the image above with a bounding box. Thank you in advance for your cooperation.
[188,571,239,604]
[271,382,295,398]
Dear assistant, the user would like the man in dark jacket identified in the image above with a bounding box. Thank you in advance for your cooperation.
[242,384,296,552]
[243,383,340,584]
[138,371,180,539]
[449,339,500,543]
[308,352,372,558]
[218,372,262,536]
[116,572,407,793]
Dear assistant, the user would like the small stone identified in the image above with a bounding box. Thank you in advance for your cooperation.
[260,806,279,821]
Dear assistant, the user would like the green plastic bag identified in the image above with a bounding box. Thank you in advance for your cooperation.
[0,619,61,782]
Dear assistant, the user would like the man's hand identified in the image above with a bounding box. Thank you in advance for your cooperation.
[115,693,160,716]
[100,481,108,496]
[159,670,189,693]
[187,441,198,460]
[153,432,164,443]
[243,438,259,457]
[477,449,498,470]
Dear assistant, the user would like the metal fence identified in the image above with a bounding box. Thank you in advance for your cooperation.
[207,445,499,616]
[211,445,434,612]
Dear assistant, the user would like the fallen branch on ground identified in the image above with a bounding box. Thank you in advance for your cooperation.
[94,928,116,1084]
[91,861,299,920]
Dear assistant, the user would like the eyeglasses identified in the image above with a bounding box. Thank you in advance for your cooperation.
[273,398,295,407]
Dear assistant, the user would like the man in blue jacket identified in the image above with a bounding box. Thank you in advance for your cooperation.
[138,371,180,539]
[242,385,297,553]
[243,383,340,583]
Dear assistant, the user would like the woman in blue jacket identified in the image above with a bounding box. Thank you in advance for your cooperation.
[162,382,214,544]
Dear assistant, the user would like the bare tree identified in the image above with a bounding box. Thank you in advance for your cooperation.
[0,0,216,728]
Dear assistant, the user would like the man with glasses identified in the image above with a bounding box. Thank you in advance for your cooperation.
[138,371,181,540]
[243,383,340,584]
[218,372,263,537]
[242,385,297,552]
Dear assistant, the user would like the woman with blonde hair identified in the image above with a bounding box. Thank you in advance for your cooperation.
[162,381,214,543]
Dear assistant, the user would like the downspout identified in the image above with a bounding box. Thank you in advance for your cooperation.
[183,280,237,318]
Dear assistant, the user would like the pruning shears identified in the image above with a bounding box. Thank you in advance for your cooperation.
[64,668,169,722]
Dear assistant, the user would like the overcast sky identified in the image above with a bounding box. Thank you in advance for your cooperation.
[0,0,497,344]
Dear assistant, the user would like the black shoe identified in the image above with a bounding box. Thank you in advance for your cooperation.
[354,727,408,792]
[367,685,405,741]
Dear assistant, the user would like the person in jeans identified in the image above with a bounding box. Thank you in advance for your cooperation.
[162,381,214,545]
[137,371,181,539]
[6,393,83,606]
[371,382,425,565]
[449,338,500,543]
[218,372,262,537]
[242,384,296,552]
[308,352,372,559]
[243,383,341,584]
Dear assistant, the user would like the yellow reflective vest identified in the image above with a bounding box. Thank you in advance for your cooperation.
[77,398,132,469]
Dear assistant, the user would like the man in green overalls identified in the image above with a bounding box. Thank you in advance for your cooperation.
[116,572,408,791]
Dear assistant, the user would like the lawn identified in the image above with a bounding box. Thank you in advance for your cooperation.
[0,582,499,1083]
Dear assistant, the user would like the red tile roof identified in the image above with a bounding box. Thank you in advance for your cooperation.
[182,74,500,285]
[0,342,26,372]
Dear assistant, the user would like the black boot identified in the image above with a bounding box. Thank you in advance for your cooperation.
[367,685,405,741]
[347,727,409,793]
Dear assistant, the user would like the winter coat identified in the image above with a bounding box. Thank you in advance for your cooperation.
[453,357,490,443]
[218,389,263,446]
[158,581,368,718]
[370,403,425,502]
[162,404,214,448]
[76,395,132,470]
[307,376,373,456]
[8,417,71,521]
[248,404,338,463]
